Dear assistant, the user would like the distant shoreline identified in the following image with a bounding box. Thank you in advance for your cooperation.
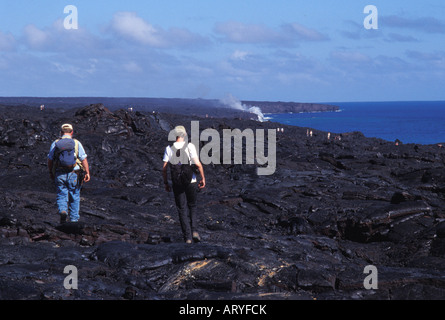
[0,96,339,115]
[267,100,445,145]
[242,100,339,114]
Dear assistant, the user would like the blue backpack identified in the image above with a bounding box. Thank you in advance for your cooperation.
[54,137,79,168]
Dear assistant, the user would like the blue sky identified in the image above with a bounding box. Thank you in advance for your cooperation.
[0,0,444,102]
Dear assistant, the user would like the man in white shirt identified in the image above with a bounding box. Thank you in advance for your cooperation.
[163,125,206,244]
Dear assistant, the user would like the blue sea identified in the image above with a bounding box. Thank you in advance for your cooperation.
[267,101,445,145]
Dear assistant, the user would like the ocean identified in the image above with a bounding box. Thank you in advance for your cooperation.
[267,101,445,145]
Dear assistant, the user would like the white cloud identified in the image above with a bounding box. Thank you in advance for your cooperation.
[109,11,209,48]
[23,20,106,54]
[0,31,16,51]
[282,23,329,41]
[330,50,372,64]
[214,21,284,44]
[230,50,250,61]
[340,20,382,40]
[122,61,143,73]
[110,12,166,47]
[214,21,329,46]
[23,24,48,49]
[406,50,445,69]
[381,15,445,34]
[385,33,419,43]
[52,58,97,78]
[276,72,328,86]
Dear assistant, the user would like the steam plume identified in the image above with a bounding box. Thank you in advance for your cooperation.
[220,94,265,122]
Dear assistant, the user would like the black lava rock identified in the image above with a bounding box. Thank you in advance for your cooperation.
[1,102,445,300]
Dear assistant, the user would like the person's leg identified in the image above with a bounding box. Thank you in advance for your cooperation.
[185,183,199,242]
[67,172,80,222]
[173,185,192,242]
[55,173,69,221]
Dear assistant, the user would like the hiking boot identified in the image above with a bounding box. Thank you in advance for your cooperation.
[60,211,68,223]
[192,232,201,243]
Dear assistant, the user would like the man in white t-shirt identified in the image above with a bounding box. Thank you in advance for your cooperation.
[162,125,206,244]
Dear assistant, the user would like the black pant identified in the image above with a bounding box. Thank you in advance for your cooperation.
[172,183,198,241]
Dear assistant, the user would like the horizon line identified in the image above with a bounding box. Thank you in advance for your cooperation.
[0,96,444,105]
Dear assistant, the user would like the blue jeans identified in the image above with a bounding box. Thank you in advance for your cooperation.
[55,171,81,222]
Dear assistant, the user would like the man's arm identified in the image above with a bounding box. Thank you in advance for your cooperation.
[47,141,56,180]
[192,157,206,189]
[76,141,90,183]
[188,144,205,189]
[81,158,91,183]
[162,161,171,192]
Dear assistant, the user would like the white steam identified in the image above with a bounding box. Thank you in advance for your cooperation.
[220,94,265,122]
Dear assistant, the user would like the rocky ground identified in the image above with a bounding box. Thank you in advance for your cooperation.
[1,103,445,300]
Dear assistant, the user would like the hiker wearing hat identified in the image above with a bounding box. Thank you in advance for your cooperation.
[47,124,90,223]
[162,125,206,244]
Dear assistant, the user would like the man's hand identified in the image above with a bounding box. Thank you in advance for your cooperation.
[198,178,206,189]
[81,159,90,183]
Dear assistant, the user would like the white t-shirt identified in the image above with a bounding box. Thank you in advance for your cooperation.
[163,142,198,183]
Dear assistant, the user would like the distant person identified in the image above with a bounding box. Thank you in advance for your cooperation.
[162,125,206,244]
[47,124,90,223]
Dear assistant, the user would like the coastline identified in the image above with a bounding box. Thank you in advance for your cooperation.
[0,96,339,116]
[266,100,445,146]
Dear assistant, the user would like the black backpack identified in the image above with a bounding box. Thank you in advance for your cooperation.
[54,138,77,167]
[169,143,195,188]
